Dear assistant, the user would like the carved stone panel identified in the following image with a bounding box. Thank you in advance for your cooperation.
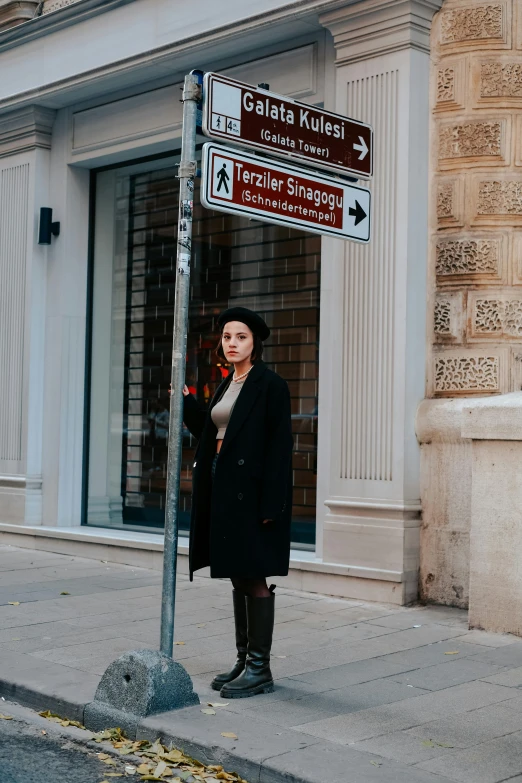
[473,177,522,224]
[435,59,467,111]
[480,61,522,98]
[435,297,452,335]
[434,291,465,342]
[469,292,522,338]
[438,118,507,168]
[432,351,503,395]
[439,3,509,50]
[436,235,504,281]
[43,0,81,12]
[436,177,464,226]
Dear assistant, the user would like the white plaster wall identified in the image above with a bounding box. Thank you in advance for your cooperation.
[0,148,49,524]
[0,0,325,107]
[41,108,90,527]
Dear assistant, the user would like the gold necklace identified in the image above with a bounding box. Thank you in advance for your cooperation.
[233,365,254,383]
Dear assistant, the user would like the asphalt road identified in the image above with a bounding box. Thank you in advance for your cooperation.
[0,714,127,783]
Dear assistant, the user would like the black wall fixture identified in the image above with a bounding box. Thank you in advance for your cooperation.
[38,207,60,245]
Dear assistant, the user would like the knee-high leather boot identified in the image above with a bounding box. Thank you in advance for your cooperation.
[210,590,247,691]
[220,588,275,698]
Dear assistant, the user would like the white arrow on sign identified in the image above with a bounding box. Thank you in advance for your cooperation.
[353,136,369,161]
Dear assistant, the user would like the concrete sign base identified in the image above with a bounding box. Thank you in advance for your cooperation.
[83,649,199,739]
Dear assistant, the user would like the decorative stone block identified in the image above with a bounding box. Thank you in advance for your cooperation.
[436,177,464,226]
[434,59,467,111]
[439,3,509,50]
[435,297,452,334]
[435,235,503,280]
[432,351,503,394]
[473,177,522,224]
[43,0,81,12]
[438,118,507,168]
[480,61,522,98]
[469,292,522,338]
[434,291,465,342]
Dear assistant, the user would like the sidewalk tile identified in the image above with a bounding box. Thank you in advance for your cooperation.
[294,682,517,744]
[392,659,503,691]
[406,702,522,749]
[261,741,452,783]
[291,657,420,689]
[353,729,456,765]
[415,730,522,782]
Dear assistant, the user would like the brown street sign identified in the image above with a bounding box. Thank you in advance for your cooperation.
[201,143,371,243]
[201,73,373,180]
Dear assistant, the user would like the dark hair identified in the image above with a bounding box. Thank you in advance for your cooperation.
[215,332,264,363]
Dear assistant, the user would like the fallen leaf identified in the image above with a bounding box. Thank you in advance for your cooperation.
[60,591,70,595]
[444,651,460,655]
[125,765,137,774]
[0,714,13,720]
[8,602,20,606]
[98,753,111,760]
[370,760,382,767]
[197,624,206,628]
[153,762,168,778]
[413,624,422,628]
[41,730,47,735]
[207,702,229,708]
[11,638,20,641]
[274,655,286,659]
[174,641,185,646]
[163,750,183,761]
[201,708,216,715]
[102,758,117,766]
[220,733,237,740]
[422,740,435,747]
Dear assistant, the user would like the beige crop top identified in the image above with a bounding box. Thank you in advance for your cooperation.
[211,376,246,440]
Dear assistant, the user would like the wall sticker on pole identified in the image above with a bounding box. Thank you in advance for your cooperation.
[202,73,373,180]
[201,143,371,244]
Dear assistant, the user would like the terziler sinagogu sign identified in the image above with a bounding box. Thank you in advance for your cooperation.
[202,73,373,180]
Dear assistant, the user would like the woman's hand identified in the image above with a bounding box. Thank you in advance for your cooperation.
[169,384,190,396]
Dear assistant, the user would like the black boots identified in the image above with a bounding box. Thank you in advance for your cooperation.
[210,590,247,691]
[220,587,275,699]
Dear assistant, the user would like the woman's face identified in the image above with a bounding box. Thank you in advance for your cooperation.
[221,321,254,364]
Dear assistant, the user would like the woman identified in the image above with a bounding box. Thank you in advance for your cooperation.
[181,306,293,699]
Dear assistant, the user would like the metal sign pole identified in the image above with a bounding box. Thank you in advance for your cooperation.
[160,72,200,657]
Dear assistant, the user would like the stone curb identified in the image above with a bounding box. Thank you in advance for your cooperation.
[0,676,450,783]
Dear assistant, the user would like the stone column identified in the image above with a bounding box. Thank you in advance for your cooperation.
[419,0,522,607]
[317,0,442,604]
[0,107,55,524]
[461,392,522,635]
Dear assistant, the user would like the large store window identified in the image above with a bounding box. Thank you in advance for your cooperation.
[86,157,320,547]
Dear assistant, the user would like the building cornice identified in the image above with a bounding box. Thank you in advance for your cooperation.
[0,0,38,32]
[0,0,354,116]
[0,105,56,157]
[320,0,443,64]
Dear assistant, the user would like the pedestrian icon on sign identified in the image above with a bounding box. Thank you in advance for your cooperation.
[216,164,230,194]
[211,156,234,200]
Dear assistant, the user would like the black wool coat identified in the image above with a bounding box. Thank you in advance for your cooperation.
[183,360,293,581]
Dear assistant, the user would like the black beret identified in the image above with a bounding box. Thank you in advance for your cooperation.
[217,307,270,341]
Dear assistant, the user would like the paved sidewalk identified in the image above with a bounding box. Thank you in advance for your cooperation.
[2,546,522,783]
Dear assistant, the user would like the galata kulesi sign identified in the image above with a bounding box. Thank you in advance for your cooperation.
[202,73,373,180]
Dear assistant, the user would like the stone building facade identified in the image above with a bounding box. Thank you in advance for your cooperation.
[418,0,522,632]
